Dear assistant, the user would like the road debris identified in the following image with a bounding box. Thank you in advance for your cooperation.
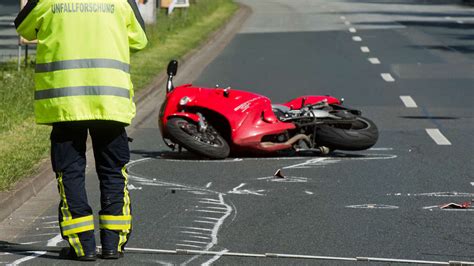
[273,169,285,179]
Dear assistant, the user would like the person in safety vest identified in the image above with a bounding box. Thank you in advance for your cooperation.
[15,0,147,261]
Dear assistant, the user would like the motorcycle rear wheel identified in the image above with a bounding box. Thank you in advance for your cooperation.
[166,117,230,159]
[316,116,378,151]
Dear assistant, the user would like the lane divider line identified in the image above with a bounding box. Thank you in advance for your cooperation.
[361,46,370,53]
[368,58,381,64]
[119,247,466,264]
[381,73,395,82]
[399,96,418,108]
[426,129,452,145]
[352,36,362,42]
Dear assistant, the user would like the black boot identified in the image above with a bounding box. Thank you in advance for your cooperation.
[59,247,96,261]
[101,249,124,259]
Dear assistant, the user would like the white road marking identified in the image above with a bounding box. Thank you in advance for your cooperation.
[183,193,232,265]
[344,21,351,26]
[346,204,399,209]
[349,27,356,33]
[228,183,265,196]
[381,73,395,82]
[190,235,211,240]
[205,182,212,188]
[444,16,452,20]
[457,20,464,24]
[257,176,307,183]
[7,234,62,266]
[340,16,346,20]
[471,182,474,186]
[197,217,219,221]
[182,240,208,244]
[202,249,229,266]
[360,46,370,53]
[181,227,213,231]
[388,192,474,197]
[368,58,381,64]
[425,129,452,145]
[305,191,314,195]
[196,210,227,214]
[283,158,327,169]
[200,198,219,202]
[181,231,208,236]
[194,220,216,224]
[176,244,202,248]
[352,36,362,42]
[399,96,418,108]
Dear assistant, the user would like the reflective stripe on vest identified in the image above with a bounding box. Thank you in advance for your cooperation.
[99,215,132,231]
[60,215,94,236]
[35,86,130,100]
[35,59,130,73]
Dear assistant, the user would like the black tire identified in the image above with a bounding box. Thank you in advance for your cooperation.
[166,117,230,159]
[316,116,378,151]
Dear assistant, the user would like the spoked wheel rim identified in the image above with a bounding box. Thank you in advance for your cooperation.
[176,120,226,148]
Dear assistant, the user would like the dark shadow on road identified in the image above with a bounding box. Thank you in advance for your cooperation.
[0,241,60,260]
[130,149,376,161]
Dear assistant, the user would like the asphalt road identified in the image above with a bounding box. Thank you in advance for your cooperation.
[1,0,473,265]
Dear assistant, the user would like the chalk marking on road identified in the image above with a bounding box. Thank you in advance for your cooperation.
[202,249,229,266]
[190,235,211,240]
[399,96,418,108]
[305,191,314,195]
[283,158,328,169]
[361,46,370,53]
[368,58,381,64]
[181,227,213,231]
[197,217,220,221]
[228,183,265,196]
[344,21,351,26]
[194,220,216,224]
[120,247,457,264]
[188,191,209,195]
[205,182,212,188]
[196,210,227,214]
[7,234,62,266]
[426,129,452,145]
[198,201,224,205]
[176,244,202,248]
[257,176,308,183]
[182,240,208,245]
[183,193,232,265]
[352,36,362,42]
[203,206,229,210]
[181,231,209,236]
[346,204,399,209]
[349,27,356,33]
[200,198,219,202]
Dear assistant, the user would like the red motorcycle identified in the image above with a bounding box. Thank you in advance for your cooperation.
[159,60,378,159]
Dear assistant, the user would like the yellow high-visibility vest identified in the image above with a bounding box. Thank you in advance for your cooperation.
[15,0,148,125]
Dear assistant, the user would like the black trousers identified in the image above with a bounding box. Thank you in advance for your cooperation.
[51,121,132,256]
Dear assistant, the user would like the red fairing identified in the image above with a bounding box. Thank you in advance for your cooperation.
[282,96,340,109]
[159,85,295,152]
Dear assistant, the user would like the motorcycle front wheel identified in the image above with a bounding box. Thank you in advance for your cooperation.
[166,117,230,159]
[316,116,378,151]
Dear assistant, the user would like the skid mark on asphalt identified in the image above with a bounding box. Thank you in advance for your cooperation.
[127,159,234,265]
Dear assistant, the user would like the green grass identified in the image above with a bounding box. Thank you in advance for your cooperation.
[0,0,238,191]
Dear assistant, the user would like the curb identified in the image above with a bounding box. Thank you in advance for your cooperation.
[0,3,251,223]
